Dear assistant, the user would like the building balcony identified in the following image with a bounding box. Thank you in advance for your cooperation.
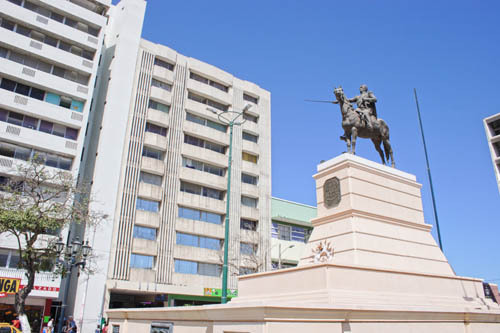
[1,28,94,75]
[241,182,259,198]
[152,66,174,84]
[150,86,172,105]
[140,156,164,175]
[176,218,224,240]
[0,0,101,51]
[186,80,232,106]
[135,210,160,229]
[132,238,157,256]
[241,160,260,175]
[184,99,230,120]
[183,121,228,146]
[129,268,155,283]
[179,166,227,191]
[143,132,167,151]
[174,245,221,264]
[181,144,227,168]
[39,0,108,27]
[241,119,259,134]
[177,191,226,214]
[138,182,163,202]
[241,205,259,221]
[0,57,89,101]
[242,140,259,156]
[0,89,84,129]
[0,122,78,157]
[146,108,169,128]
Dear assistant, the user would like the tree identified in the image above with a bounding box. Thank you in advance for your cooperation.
[0,159,103,333]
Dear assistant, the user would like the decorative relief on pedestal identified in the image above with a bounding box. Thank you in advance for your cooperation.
[324,177,341,208]
[312,241,334,263]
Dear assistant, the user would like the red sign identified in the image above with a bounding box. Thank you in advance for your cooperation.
[19,285,60,292]
[0,293,7,298]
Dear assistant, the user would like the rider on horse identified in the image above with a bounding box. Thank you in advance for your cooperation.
[347,84,377,130]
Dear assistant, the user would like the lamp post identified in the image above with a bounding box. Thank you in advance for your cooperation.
[54,236,92,333]
[208,104,251,304]
[278,244,295,269]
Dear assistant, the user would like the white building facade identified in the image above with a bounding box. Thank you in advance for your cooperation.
[73,37,271,331]
[484,113,500,194]
[0,0,111,330]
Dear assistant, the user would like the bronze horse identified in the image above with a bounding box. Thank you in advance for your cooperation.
[334,87,395,167]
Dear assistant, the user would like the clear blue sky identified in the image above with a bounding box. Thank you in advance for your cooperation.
[115,1,499,282]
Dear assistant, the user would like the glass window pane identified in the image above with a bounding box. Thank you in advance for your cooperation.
[14,146,31,161]
[15,83,30,96]
[241,196,257,208]
[139,172,162,186]
[65,128,78,140]
[133,226,156,241]
[0,108,7,122]
[39,120,53,134]
[52,124,66,137]
[22,116,38,130]
[0,79,17,91]
[58,157,72,170]
[7,112,24,126]
[242,132,258,143]
[0,143,16,158]
[136,198,159,212]
[29,87,45,100]
[174,259,197,274]
[130,254,154,269]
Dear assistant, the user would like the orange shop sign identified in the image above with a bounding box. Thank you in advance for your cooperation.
[0,277,21,294]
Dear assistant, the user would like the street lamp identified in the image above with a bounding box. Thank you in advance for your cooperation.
[208,104,251,304]
[54,236,92,333]
[278,244,295,269]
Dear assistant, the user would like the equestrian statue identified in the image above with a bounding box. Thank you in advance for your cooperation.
[307,84,395,167]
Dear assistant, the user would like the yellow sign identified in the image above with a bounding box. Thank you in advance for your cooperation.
[0,278,21,294]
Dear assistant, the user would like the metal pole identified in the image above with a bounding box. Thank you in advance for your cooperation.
[278,244,282,269]
[413,88,443,251]
[221,123,234,304]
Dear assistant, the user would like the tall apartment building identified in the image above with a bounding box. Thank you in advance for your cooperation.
[484,113,500,194]
[0,0,113,330]
[72,37,271,331]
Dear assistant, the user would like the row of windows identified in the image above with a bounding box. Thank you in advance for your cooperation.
[145,122,167,137]
[489,118,500,136]
[182,157,225,177]
[176,232,222,251]
[174,259,221,277]
[0,141,72,170]
[149,99,170,113]
[0,108,78,140]
[178,206,223,225]
[8,0,100,37]
[188,91,228,112]
[186,112,227,133]
[151,79,172,92]
[190,72,229,93]
[180,181,224,200]
[154,58,174,71]
[0,17,95,61]
[271,222,309,243]
[184,134,226,154]
[0,77,85,113]
[0,46,90,86]
[67,0,107,16]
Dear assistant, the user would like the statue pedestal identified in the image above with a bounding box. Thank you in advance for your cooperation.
[107,154,500,333]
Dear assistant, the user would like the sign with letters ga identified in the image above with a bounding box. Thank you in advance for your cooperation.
[0,277,21,294]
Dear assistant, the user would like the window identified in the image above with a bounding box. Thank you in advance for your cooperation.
[140,172,162,186]
[142,146,163,160]
[271,222,307,241]
[180,181,224,200]
[0,142,72,170]
[130,254,154,269]
[136,198,159,212]
[242,152,258,164]
[243,113,258,123]
[176,232,222,250]
[240,218,257,231]
[189,72,229,92]
[178,206,223,225]
[241,196,257,208]
[186,112,227,132]
[174,259,221,277]
[240,242,257,256]
[242,173,258,185]
[133,226,157,241]
[154,58,174,71]
[149,100,170,113]
[187,92,228,112]
[242,131,258,143]
[151,79,172,92]
[182,157,225,176]
[0,248,20,268]
[145,122,167,137]
[184,134,225,154]
[243,93,259,104]
[150,323,173,333]
[239,267,257,275]
[490,118,500,136]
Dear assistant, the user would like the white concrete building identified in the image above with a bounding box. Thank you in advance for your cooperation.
[0,0,111,330]
[484,113,500,194]
[73,36,271,332]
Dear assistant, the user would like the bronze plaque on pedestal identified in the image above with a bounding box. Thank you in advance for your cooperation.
[324,177,341,208]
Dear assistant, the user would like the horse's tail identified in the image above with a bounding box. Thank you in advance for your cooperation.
[378,119,392,161]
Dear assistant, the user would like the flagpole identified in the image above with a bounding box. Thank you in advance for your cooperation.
[413,88,443,251]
